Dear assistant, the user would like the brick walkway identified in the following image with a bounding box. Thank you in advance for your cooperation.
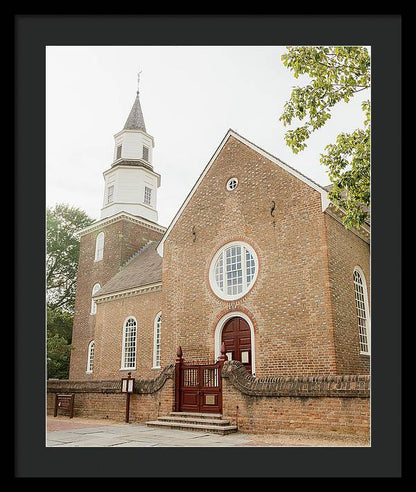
[47,416,370,447]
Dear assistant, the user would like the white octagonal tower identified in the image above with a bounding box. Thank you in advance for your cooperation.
[100,76,161,223]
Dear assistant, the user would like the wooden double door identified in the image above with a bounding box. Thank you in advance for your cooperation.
[222,317,252,373]
[179,363,222,413]
[176,316,252,414]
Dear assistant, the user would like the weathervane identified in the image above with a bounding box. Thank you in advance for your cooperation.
[137,70,142,94]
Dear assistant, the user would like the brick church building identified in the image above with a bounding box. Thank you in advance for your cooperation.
[65,81,371,429]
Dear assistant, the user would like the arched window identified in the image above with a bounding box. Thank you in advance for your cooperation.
[90,283,101,315]
[121,317,137,369]
[209,241,258,300]
[353,267,371,354]
[153,312,162,368]
[86,340,94,373]
[95,232,104,261]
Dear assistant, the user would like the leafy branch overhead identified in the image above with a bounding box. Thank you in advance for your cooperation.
[279,46,371,230]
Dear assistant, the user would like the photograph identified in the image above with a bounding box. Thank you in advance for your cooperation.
[45,44,372,449]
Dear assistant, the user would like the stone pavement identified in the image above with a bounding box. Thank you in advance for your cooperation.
[47,417,370,447]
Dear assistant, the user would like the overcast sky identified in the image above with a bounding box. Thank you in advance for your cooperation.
[46,46,370,228]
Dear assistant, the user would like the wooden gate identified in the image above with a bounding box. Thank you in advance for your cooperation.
[174,345,227,414]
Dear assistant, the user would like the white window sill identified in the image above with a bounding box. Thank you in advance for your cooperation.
[152,366,161,370]
[360,352,371,356]
[120,367,136,371]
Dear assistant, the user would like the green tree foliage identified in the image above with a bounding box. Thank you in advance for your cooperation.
[46,203,94,379]
[47,204,94,313]
[279,46,371,230]
[47,305,74,379]
[47,333,73,380]
[47,305,73,342]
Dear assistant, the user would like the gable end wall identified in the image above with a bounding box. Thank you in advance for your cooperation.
[161,136,337,376]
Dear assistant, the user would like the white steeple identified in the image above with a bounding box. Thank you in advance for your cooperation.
[100,73,161,222]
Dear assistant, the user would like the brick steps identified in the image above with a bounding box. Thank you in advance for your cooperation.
[146,412,238,435]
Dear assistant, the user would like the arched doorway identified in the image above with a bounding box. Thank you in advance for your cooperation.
[221,317,252,373]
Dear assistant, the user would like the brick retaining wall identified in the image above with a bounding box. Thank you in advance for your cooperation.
[47,362,370,437]
[47,365,175,423]
[221,361,370,437]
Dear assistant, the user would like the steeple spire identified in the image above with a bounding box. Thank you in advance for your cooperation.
[123,71,146,132]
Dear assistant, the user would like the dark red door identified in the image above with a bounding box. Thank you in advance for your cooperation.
[179,364,222,413]
[222,317,252,373]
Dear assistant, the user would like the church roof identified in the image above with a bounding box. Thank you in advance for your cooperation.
[123,91,147,132]
[94,241,162,298]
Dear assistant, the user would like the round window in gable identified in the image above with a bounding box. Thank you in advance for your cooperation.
[226,177,238,191]
[209,241,258,300]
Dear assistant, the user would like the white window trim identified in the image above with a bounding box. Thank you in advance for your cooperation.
[107,184,114,204]
[94,232,104,262]
[152,311,162,369]
[144,186,152,206]
[116,144,122,160]
[121,316,137,370]
[90,283,101,315]
[353,266,371,355]
[226,177,238,191]
[214,312,256,376]
[143,145,149,162]
[86,340,95,373]
[209,241,259,301]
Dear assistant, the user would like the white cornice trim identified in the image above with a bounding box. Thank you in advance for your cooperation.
[156,129,332,257]
[113,129,155,147]
[103,163,160,180]
[94,282,162,303]
[325,204,371,244]
[78,211,166,237]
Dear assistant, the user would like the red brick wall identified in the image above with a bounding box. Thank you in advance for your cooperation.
[47,370,369,437]
[222,378,370,437]
[47,379,175,423]
[324,214,371,374]
[69,217,164,380]
[161,136,337,376]
[93,290,163,380]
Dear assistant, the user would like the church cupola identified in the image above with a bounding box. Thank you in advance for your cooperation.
[100,72,161,222]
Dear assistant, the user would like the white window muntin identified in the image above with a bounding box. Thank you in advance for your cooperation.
[209,241,258,300]
[152,312,162,369]
[94,232,104,262]
[353,267,371,355]
[86,340,95,373]
[144,186,152,205]
[121,316,137,370]
[90,283,101,315]
[142,146,149,162]
[107,185,114,204]
[226,177,238,191]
